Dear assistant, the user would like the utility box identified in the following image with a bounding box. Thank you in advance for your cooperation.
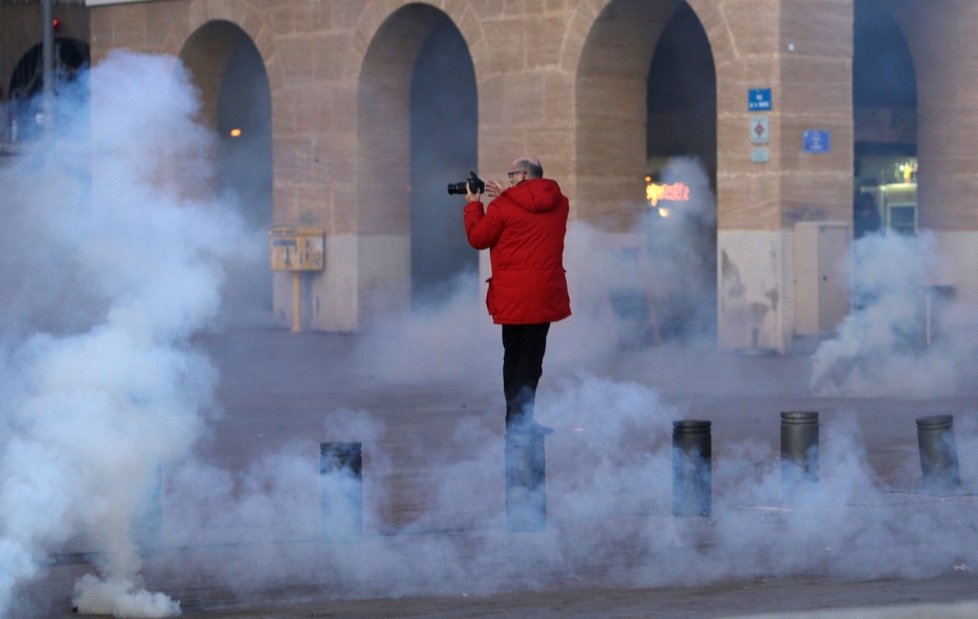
[268,226,324,333]
[793,221,850,338]
[269,226,325,272]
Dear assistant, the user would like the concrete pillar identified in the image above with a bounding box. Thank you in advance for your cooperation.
[717,0,854,353]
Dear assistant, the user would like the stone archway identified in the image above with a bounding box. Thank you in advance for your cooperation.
[575,0,718,342]
[180,20,274,326]
[7,38,89,141]
[357,4,478,320]
[575,0,680,229]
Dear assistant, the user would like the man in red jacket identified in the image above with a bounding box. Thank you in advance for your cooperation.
[463,156,571,435]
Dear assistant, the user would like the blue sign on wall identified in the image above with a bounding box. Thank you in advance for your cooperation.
[748,88,772,111]
[802,130,831,153]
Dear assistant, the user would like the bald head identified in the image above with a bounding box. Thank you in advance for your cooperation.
[513,156,543,179]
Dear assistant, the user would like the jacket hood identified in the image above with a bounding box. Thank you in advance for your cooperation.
[504,178,565,213]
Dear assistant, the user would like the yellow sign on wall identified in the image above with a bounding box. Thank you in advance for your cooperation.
[269,226,325,271]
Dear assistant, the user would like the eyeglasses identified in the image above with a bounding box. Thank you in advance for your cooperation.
[506,170,524,179]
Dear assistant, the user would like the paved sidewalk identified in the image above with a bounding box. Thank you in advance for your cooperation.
[18,330,978,618]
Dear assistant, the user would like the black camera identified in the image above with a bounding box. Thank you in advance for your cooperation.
[447,171,485,196]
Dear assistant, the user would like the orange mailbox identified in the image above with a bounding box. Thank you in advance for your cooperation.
[268,226,324,332]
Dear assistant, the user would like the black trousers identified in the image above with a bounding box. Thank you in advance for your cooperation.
[502,323,551,427]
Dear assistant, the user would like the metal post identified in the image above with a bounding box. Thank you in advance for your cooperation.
[924,289,934,347]
[916,415,961,494]
[923,285,956,347]
[781,411,820,498]
[291,272,302,332]
[42,0,54,135]
[672,420,711,517]
[505,432,546,532]
[319,442,363,541]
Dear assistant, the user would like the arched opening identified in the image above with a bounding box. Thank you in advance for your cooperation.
[576,0,717,343]
[853,0,918,239]
[410,14,478,306]
[6,38,89,141]
[646,3,716,191]
[215,40,273,232]
[180,21,273,325]
[359,5,478,318]
[645,2,717,340]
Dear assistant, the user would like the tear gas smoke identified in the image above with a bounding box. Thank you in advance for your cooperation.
[354,156,718,385]
[811,231,977,397]
[4,47,976,617]
[145,153,975,609]
[351,272,496,384]
[0,51,247,617]
[147,376,978,604]
[72,577,181,619]
[271,155,976,607]
[641,156,717,340]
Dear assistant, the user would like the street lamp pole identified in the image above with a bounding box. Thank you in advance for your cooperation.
[42,0,54,135]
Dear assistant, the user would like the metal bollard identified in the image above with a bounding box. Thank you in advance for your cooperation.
[916,415,961,494]
[672,420,712,517]
[781,411,820,497]
[319,442,363,541]
[505,432,547,532]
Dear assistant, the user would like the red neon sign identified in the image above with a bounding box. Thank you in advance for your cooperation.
[645,181,690,207]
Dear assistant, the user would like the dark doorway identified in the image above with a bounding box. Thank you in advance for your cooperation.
[409,15,478,307]
[644,2,717,341]
[217,38,272,233]
[7,38,89,141]
[853,0,918,237]
[646,3,717,190]
[180,22,274,326]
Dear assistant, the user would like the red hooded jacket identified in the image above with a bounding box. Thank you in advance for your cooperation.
[464,178,572,325]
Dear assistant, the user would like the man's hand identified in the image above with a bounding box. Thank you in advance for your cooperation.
[485,179,504,199]
[466,182,482,203]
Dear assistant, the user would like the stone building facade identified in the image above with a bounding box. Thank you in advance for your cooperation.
[5,0,978,352]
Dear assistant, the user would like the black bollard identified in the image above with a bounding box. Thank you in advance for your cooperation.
[505,432,547,532]
[319,442,363,541]
[780,411,820,496]
[672,420,711,517]
[916,415,961,494]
